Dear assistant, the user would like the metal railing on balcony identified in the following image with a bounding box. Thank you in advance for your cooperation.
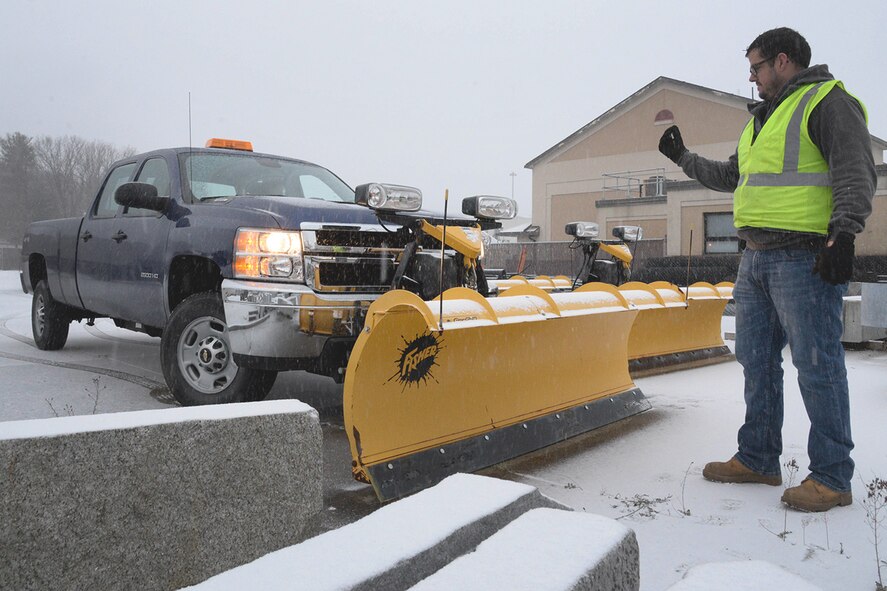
[601,168,667,199]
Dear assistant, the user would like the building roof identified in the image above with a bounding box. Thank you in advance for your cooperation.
[525,76,887,169]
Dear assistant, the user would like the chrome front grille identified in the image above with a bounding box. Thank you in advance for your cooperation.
[301,224,403,293]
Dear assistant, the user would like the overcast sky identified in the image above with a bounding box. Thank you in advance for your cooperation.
[2,0,885,215]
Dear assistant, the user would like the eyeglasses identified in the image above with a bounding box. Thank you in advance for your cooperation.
[749,56,774,77]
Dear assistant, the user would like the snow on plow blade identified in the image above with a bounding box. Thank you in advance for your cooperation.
[344,284,650,501]
[616,281,734,374]
[488,274,572,292]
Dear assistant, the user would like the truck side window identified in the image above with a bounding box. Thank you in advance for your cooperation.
[127,157,171,216]
[93,163,137,218]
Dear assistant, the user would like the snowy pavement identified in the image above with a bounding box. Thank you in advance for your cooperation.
[1,270,885,590]
[488,320,887,591]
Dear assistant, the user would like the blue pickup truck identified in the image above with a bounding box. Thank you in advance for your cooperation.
[21,138,514,406]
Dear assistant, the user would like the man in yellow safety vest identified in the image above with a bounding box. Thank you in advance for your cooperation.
[658,27,876,512]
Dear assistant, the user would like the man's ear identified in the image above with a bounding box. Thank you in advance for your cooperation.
[776,52,800,74]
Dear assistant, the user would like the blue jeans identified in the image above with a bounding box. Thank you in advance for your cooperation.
[733,247,853,492]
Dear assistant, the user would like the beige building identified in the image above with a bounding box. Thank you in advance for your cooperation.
[526,77,887,256]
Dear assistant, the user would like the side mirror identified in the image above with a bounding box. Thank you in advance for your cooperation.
[115,182,169,212]
[612,225,643,242]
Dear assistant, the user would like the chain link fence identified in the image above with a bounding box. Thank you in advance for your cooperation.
[483,240,662,278]
[486,241,887,285]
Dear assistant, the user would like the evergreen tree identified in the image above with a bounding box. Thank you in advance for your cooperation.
[0,132,41,245]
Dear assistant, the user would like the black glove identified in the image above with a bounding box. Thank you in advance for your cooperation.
[813,232,855,285]
[658,125,687,164]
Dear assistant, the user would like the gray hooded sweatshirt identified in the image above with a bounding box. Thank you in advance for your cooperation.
[677,64,876,249]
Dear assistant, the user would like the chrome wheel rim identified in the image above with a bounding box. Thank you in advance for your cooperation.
[177,315,237,394]
[34,293,46,337]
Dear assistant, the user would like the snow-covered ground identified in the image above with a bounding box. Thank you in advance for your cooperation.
[1,270,885,590]
[490,314,887,590]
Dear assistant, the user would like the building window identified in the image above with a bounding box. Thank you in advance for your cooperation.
[704,212,739,253]
[654,109,674,125]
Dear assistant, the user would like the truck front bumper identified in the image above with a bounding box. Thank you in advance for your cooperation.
[221,279,378,367]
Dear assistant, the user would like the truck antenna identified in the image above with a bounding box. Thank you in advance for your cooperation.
[438,189,449,331]
[685,227,694,303]
[188,92,193,149]
[188,92,194,195]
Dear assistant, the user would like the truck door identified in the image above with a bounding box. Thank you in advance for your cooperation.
[75,161,137,317]
[113,156,173,328]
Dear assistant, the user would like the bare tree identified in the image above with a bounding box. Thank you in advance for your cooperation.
[34,135,86,218]
[76,140,122,210]
[34,135,135,219]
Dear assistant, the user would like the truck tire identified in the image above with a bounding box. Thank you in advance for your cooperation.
[161,292,277,406]
[32,280,70,350]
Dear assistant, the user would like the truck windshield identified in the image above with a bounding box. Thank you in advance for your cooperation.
[179,152,355,203]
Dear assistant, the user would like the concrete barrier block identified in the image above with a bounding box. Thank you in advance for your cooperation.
[0,400,322,591]
[409,508,639,591]
[842,296,887,343]
[186,473,567,591]
[666,560,821,590]
[862,282,887,328]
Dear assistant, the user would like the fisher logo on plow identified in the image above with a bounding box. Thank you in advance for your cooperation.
[390,332,442,389]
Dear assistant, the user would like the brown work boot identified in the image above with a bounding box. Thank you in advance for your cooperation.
[782,478,852,512]
[702,457,782,486]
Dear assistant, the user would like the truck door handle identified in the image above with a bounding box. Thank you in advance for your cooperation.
[80,230,92,242]
[112,230,128,243]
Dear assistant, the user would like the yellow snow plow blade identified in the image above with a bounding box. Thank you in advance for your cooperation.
[344,284,649,501]
[614,281,734,375]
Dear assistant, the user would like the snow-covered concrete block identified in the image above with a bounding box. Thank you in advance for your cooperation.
[667,560,821,590]
[185,473,567,591]
[861,282,887,328]
[408,508,639,591]
[0,400,322,591]
[842,295,887,343]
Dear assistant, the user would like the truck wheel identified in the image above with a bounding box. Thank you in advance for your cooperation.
[32,280,70,350]
[161,292,277,406]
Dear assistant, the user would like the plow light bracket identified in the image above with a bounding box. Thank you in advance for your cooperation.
[612,225,644,242]
[355,183,422,212]
[565,221,600,239]
[462,195,518,220]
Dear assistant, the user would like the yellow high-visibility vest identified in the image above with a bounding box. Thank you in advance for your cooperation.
[734,80,867,234]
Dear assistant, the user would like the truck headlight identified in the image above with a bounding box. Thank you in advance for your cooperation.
[565,221,599,239]
[462,196,517,220]
[354,183,422,212]
[234,228,304,281]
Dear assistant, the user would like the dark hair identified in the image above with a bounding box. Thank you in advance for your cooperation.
[745,27,811,68]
